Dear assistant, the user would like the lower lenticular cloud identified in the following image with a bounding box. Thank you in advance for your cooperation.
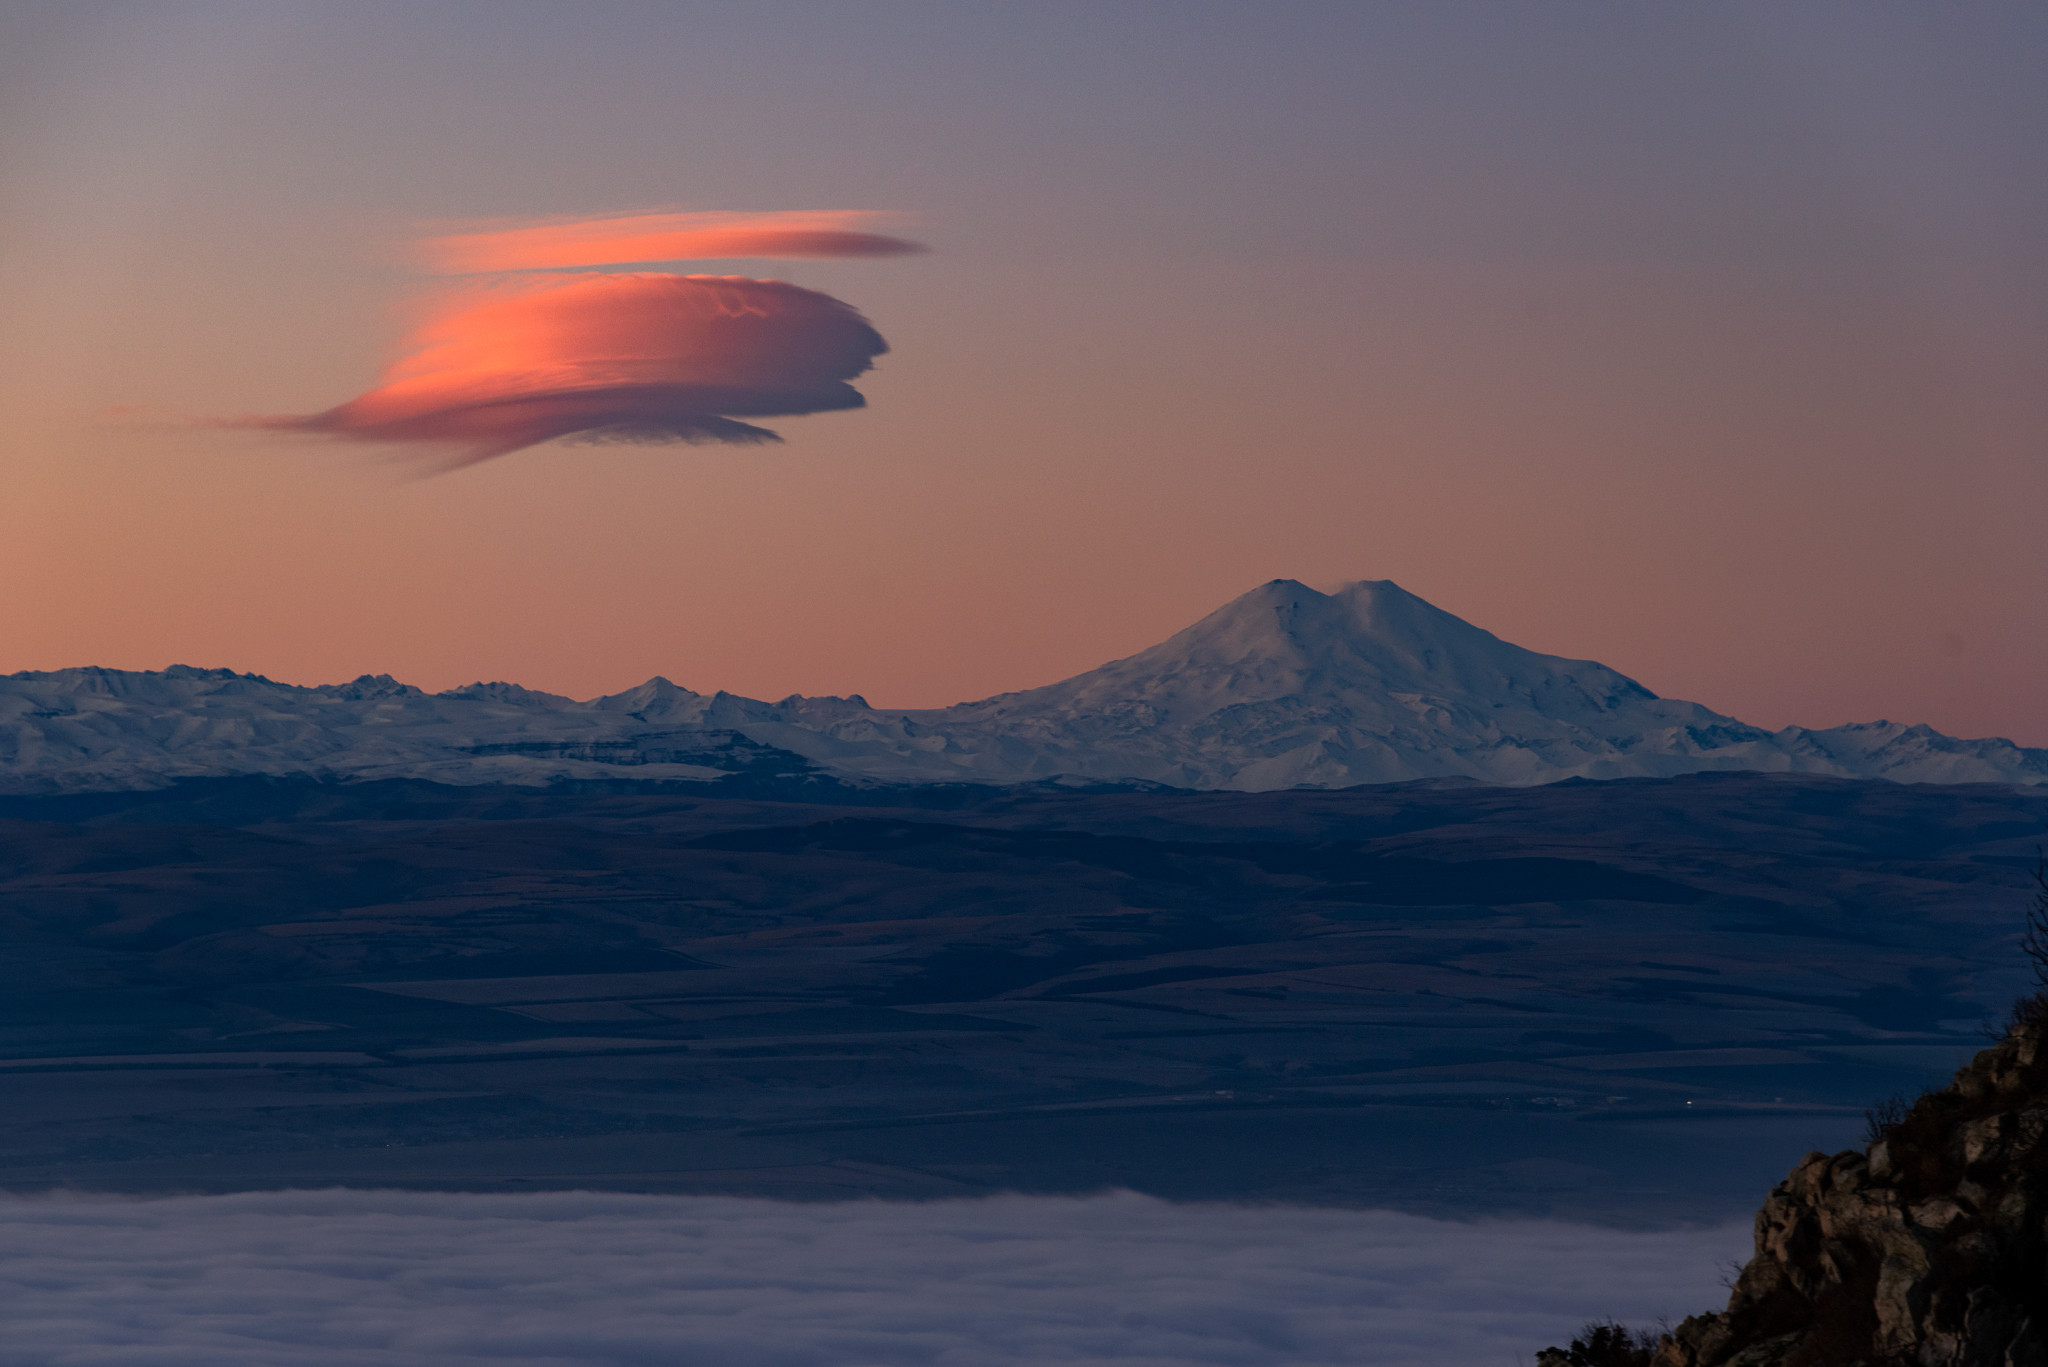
[254,273,889,468]
[418,209,926,273]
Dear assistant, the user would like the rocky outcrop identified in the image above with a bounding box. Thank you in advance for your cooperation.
[1655,1023,2048,1367]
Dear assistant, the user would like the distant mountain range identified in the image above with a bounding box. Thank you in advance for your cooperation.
[5,579,2044,793]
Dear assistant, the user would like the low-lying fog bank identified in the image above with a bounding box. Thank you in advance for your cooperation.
[0,1189,1741,1365]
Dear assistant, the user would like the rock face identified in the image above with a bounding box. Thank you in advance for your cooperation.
[1657,1024,2048,1367]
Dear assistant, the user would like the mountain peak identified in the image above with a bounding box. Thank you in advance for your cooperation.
[437,681,576,708]
[2,579,2041,794]
[590,676,702,715]
[312,674,424,701]
[979,576,1657,719]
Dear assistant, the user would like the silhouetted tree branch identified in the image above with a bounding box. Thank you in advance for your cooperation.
[2000,840,2048,1035]
[1536,1320,1658,1367]
[2025,845,2048,990]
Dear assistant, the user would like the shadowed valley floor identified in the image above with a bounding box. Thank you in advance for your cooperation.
[0,772,2034,1218]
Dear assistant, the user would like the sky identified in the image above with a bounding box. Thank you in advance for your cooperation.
[3,2,2045,741]
[0,1188,1746,1365]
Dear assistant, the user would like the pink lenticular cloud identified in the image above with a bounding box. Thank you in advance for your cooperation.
[252,274,888,469]
[418,210,926,273]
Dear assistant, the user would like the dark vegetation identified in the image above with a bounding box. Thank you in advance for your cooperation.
[1538,1319,1660,1366]
[1859,1092,1912,1146]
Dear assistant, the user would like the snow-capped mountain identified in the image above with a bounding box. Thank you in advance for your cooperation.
[4,579,2043,793]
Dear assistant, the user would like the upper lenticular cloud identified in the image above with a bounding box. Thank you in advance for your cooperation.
[418,209,927,273]
[235,208,921,470]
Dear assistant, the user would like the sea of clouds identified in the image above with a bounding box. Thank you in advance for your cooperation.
[0,1189,1745,1366]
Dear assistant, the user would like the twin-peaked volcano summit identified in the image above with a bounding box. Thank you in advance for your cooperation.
[956,577,1663,734]
[3,580,2043,793]
[925,578,1688,787]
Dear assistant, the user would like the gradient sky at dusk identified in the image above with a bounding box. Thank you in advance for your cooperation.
[3,2,2045,741]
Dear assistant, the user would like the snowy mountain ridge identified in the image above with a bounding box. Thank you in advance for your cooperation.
[4,579,2043,793]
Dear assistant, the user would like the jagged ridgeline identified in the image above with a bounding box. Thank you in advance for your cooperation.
[6,581,2047,794]
[1543,1026,2048,1367]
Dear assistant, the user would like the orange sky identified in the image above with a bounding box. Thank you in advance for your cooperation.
[3,5,2045,743]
